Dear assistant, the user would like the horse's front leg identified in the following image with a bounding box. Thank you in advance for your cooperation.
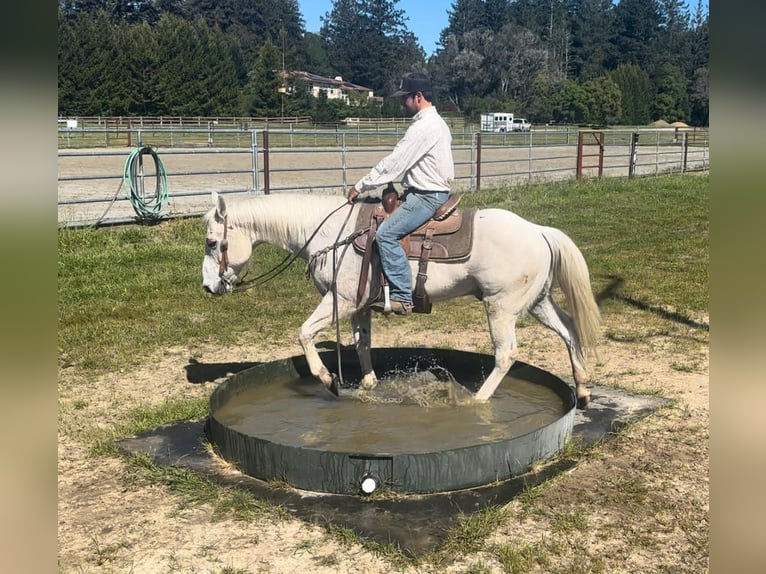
[351,309,377,390]
[299,293,349,393]
[474,298,519,402]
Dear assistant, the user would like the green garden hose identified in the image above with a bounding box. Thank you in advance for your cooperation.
[122,145,169,222]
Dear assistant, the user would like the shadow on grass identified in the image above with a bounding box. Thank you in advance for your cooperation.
[595,275,708,331]
[185,358,264,384]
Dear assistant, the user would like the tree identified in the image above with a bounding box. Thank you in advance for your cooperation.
[612,0,663,71]
[188,0,305,64]
[611,63,651,125]
[245,37,283,116]
[585,76,621,125]
[58,0,161,24]
[689,66,708,126]
[655,0,691,73]
[550,79,591,123]
[296,32,333,77]
[565,0,615,80]
[439,0,510,47]
[651,63,689,122]
[321,0,425,94]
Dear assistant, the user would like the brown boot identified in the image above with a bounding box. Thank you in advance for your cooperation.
[370,299,413,315]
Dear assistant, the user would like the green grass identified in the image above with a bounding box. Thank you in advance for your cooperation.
[58,219,320,374]
[58,173,708,377]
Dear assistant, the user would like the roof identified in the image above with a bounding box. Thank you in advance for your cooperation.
[289,71,372,92]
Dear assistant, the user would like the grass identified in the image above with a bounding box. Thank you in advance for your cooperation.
[58,173,708,377]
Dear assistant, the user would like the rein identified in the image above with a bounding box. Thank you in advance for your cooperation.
[227,201,354,293]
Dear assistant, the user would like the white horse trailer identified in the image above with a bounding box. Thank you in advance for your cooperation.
[480,112,515,132]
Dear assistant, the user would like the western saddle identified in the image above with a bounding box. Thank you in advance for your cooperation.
[352,184,474,313]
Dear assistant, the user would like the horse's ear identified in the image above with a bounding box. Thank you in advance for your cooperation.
[212,191,227,218]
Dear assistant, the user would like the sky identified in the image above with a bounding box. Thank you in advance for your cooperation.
[297,0,709,59]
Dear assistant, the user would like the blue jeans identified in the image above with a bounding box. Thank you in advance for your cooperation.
[376,190,449,304]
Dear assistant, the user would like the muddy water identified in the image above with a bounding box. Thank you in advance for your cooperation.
[213,367,567,454]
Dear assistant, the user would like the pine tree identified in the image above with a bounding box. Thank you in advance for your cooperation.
[321,0,425,94]
[246,38,283,117]
[611,63,651,125]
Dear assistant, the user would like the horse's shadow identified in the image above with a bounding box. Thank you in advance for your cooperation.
[184,342,355,385]
[184,357,263,384]
[595,274,708,331]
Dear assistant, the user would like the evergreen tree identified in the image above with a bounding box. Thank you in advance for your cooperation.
[74,10,124,114]
[565,0,615,80]
[321,0,425,94]
[58,0,161,24]
[611,63,651,125]
[612,0,663,71]
[651,63,689,122]
[689,66,708,126]
[585,75,621,125]
[655,0,691,73]
[188,0,305,64]
[440,0,510,47]
[296,32,333,77]
[245,37,283,116]
[117,19,161,115]
[550,79,592,124]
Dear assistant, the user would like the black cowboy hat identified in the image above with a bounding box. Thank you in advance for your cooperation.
[391,72,432,97]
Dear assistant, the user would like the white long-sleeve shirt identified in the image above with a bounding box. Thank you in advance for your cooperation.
[354,106,454,196]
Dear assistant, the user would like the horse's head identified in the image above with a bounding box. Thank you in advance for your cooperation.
[201,191,252,295]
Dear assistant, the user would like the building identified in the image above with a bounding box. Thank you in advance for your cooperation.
[287,71,375,104]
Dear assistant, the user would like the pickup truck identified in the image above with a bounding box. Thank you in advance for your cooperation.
[510,118,531,132]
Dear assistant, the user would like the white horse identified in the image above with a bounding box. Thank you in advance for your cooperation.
[201,191,600,407]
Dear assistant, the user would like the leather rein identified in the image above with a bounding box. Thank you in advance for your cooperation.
[218,201,356,293]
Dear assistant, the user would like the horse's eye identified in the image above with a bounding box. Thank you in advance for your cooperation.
[206,238,217,249]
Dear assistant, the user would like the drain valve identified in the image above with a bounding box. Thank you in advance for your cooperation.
[360,474,378,495]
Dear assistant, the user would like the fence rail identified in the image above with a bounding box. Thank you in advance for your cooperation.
[57,126,710,228]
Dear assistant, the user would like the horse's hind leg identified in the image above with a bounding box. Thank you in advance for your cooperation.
[474,297,519,401]
[351,309,377,390]
[529,296,591,408]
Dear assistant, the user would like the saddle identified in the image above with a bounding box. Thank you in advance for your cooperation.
[352,184,474,313]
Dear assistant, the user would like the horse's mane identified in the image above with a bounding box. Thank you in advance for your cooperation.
[205,193,346,246]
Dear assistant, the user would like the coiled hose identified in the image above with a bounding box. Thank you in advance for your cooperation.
[122,145,169,222]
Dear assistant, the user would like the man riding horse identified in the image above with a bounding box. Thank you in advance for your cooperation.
[347,72,454,316]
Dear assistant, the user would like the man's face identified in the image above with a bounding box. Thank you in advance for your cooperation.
[400,92,420,116]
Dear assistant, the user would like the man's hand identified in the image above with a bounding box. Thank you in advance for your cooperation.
[347,187,360,204]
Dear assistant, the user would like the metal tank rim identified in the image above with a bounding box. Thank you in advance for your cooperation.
[207,347,576,495]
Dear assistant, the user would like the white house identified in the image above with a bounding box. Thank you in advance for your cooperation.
[288,71,375,104]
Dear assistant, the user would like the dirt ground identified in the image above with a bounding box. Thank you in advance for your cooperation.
[57,301,709,573]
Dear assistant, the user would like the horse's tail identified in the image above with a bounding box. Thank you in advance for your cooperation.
[542,227,601,354]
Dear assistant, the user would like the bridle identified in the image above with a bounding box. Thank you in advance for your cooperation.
[215,213,239,292]
[218,213,229,277]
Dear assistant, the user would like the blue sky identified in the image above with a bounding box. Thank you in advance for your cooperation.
[297,0,709,59]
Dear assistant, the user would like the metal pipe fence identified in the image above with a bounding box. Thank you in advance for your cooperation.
[57,126,709,228]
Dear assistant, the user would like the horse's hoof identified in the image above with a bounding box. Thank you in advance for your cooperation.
[359,374,378,391]
[576,394,591,410]
[328,374,340,397]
